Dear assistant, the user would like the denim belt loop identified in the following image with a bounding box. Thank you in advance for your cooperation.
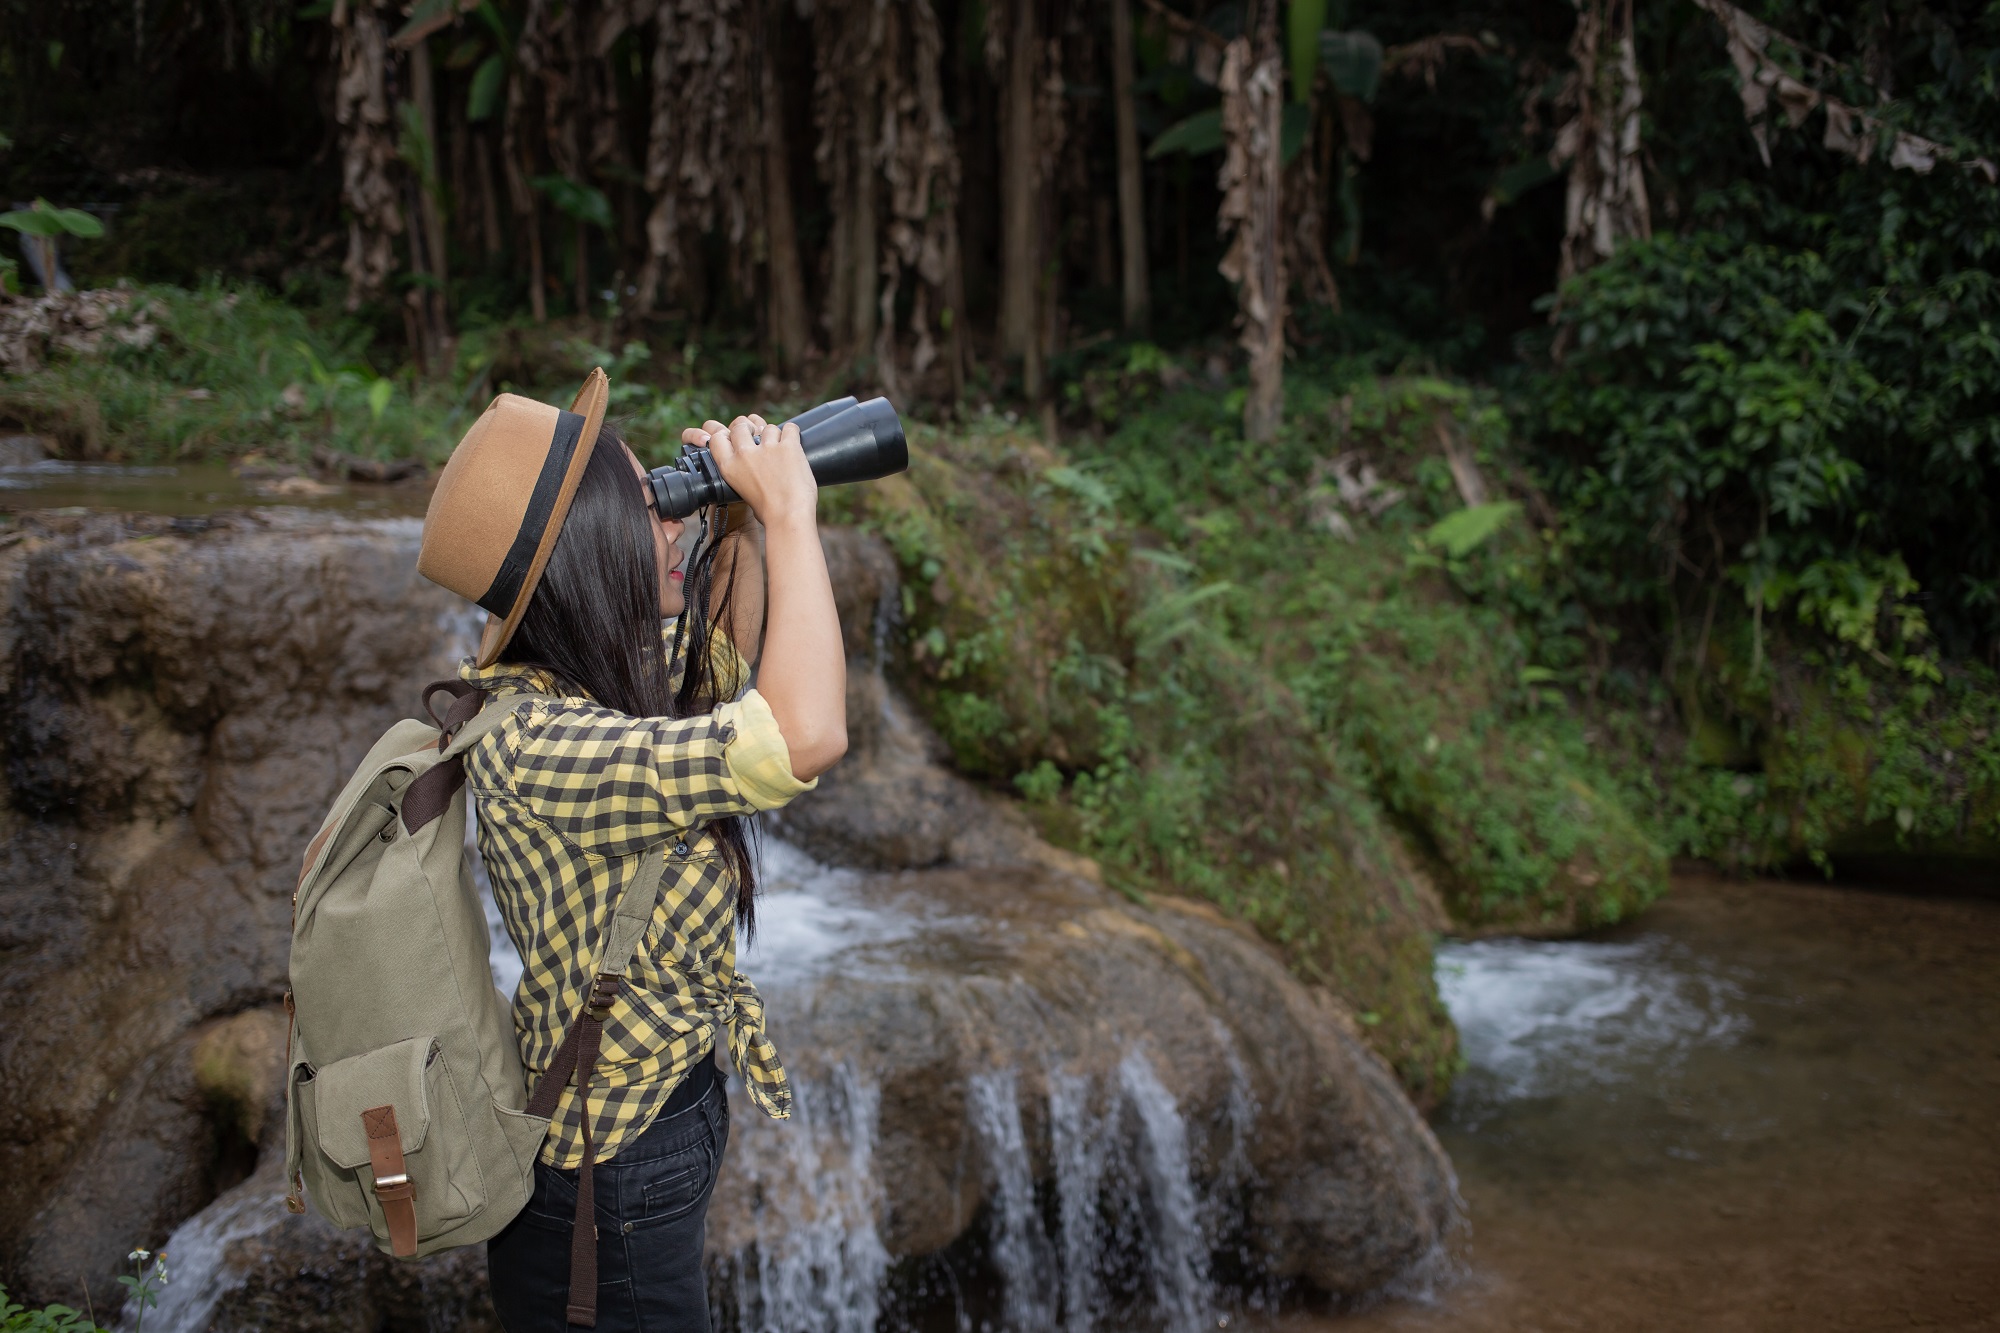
[698,1077,727,1140]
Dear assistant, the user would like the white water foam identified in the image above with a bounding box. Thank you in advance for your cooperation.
[726,1064,890,1333]
[117,1183,289,1333]
[1049,1070,1110,1333]
[970,1070,1059,1330]
[1119,1052,1216,1333]
[1437,935,1745,1113]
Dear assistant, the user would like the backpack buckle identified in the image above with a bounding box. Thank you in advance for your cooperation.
[585,974,621,1020]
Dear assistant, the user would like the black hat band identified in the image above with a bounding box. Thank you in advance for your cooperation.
[477,407,586,618]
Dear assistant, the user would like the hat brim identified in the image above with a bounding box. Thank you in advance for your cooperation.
[473,366,610,667]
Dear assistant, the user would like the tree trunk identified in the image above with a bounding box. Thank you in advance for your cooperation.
[1552,0,1651,287]
[1110,0,1150,332]
[998,0,1038,364]
[407,36,453,362]
[760,0,808,374]
[331,0,403,311]
[849,75,878,355]
[476,131,504,260]
[1218,7,1286,443]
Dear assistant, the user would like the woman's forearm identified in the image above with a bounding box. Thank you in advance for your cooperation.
[753,512,847,780]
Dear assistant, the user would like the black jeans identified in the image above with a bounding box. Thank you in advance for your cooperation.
[488,1070,729,1333]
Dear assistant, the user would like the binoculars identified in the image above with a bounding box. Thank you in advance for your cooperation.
[645,395,908,520]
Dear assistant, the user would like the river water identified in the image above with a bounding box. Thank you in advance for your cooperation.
[1265,873,2000,1333]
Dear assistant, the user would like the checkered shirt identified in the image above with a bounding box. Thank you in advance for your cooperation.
[459,634,810,1168]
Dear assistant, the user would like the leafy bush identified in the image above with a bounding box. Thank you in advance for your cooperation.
[0,1285,104,1333]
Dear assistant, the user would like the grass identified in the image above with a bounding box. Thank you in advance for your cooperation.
[0,281,755,467]
[7,282,1995,1100]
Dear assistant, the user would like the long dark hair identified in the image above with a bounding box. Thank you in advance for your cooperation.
[504,425,760,934]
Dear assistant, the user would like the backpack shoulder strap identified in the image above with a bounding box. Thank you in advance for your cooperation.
[521,838,671,1327]
[400,686,557,835]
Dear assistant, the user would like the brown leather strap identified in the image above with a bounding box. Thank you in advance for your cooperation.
[403,686,490,834]
[283,991,307,1215]
[421,678,483,731]
[565,1002,608,1327]
[400,754,466,834]
[362,1104,419,1257]
[523,973,621,1328]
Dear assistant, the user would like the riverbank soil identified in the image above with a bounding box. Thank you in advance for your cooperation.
[1261,874,2000,1332]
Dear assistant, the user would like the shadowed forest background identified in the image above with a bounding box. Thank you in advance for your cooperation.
[2,0,1997,1100]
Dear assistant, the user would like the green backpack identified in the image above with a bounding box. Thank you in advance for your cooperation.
[282,681,669,1325]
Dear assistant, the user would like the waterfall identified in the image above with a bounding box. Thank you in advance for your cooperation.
[722,1064,890,1333]
[970,1071,1059,1330]
[117,1182,290,1333]
[1049,1071,1109,1333]
[1117,1053,1216,1333]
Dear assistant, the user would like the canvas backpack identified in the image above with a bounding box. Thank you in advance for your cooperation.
[281,679,673,1325]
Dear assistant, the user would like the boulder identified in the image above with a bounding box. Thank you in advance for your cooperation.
[0,511,466,1308]
[0,513,1459,1331]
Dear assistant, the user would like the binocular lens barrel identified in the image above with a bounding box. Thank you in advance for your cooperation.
[645,395,908,520]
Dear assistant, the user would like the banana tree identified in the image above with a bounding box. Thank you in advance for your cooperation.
[0,199,104,293]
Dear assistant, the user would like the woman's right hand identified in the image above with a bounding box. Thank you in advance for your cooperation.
[683,415,817,530]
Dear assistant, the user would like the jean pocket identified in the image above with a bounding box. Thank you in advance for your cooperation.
[635,1139,715,1226]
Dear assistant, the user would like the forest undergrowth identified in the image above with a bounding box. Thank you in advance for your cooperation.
[4,283,1997,1095]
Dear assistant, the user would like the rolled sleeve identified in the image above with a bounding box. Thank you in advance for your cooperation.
[716,689,817,811]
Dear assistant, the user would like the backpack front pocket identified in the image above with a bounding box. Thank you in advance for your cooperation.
[304,1035,488,1244]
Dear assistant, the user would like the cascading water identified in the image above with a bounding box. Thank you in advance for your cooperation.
[1049,1071,1110,1333]
[969,1071,1059,1330]
[115,1183,290,1333]
[717,1062,891,1333]
[1117,1052,1217,1333]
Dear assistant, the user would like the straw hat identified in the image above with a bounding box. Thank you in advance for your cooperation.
[418,368,610,667]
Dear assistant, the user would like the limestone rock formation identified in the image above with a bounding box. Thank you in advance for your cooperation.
[0,512,1458,1331]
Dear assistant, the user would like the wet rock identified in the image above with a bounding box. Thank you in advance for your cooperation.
[711,861,1461,1321]
[0,434,50,467]
[2,514,1458,1331]
[0,511,465,1307]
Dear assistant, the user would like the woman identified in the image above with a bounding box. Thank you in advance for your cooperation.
[415,369,846,1332]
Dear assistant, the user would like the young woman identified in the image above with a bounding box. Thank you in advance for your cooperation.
[415,370,846,1332]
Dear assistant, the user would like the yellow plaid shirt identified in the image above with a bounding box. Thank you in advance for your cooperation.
[459,634,809,1168]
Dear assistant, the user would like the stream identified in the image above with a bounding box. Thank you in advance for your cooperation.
[1270,873,2000,1333]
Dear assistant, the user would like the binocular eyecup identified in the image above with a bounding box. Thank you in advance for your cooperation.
[645,395,908,521]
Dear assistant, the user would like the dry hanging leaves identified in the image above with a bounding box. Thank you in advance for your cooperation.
[1693,0,1997,183]
[1549,0,1651,284]
[331,0,405,310]
[1218,33,1286,442]
[635,0,758,312]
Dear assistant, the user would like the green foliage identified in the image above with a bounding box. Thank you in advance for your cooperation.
[533,175,614,230]
[0,198,104,240]
[841,407,1460,1100]
[1318,29,1384,101]
[0,283,732,466]
[0,284,448,462]
[0,1283,106,1333]
[1422,501,1519,559]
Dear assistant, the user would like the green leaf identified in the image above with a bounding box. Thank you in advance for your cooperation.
[0,199,102,239]
[1286,0,1328,102]
[468,54,505,122]
[368,378,395,420]
[532,175,614,229]
[1423,501,1520,558]
[1146,108,1223,159]
[1319,29,1383,102]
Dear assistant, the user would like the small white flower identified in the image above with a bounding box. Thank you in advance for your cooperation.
[128,1248,151,1262]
